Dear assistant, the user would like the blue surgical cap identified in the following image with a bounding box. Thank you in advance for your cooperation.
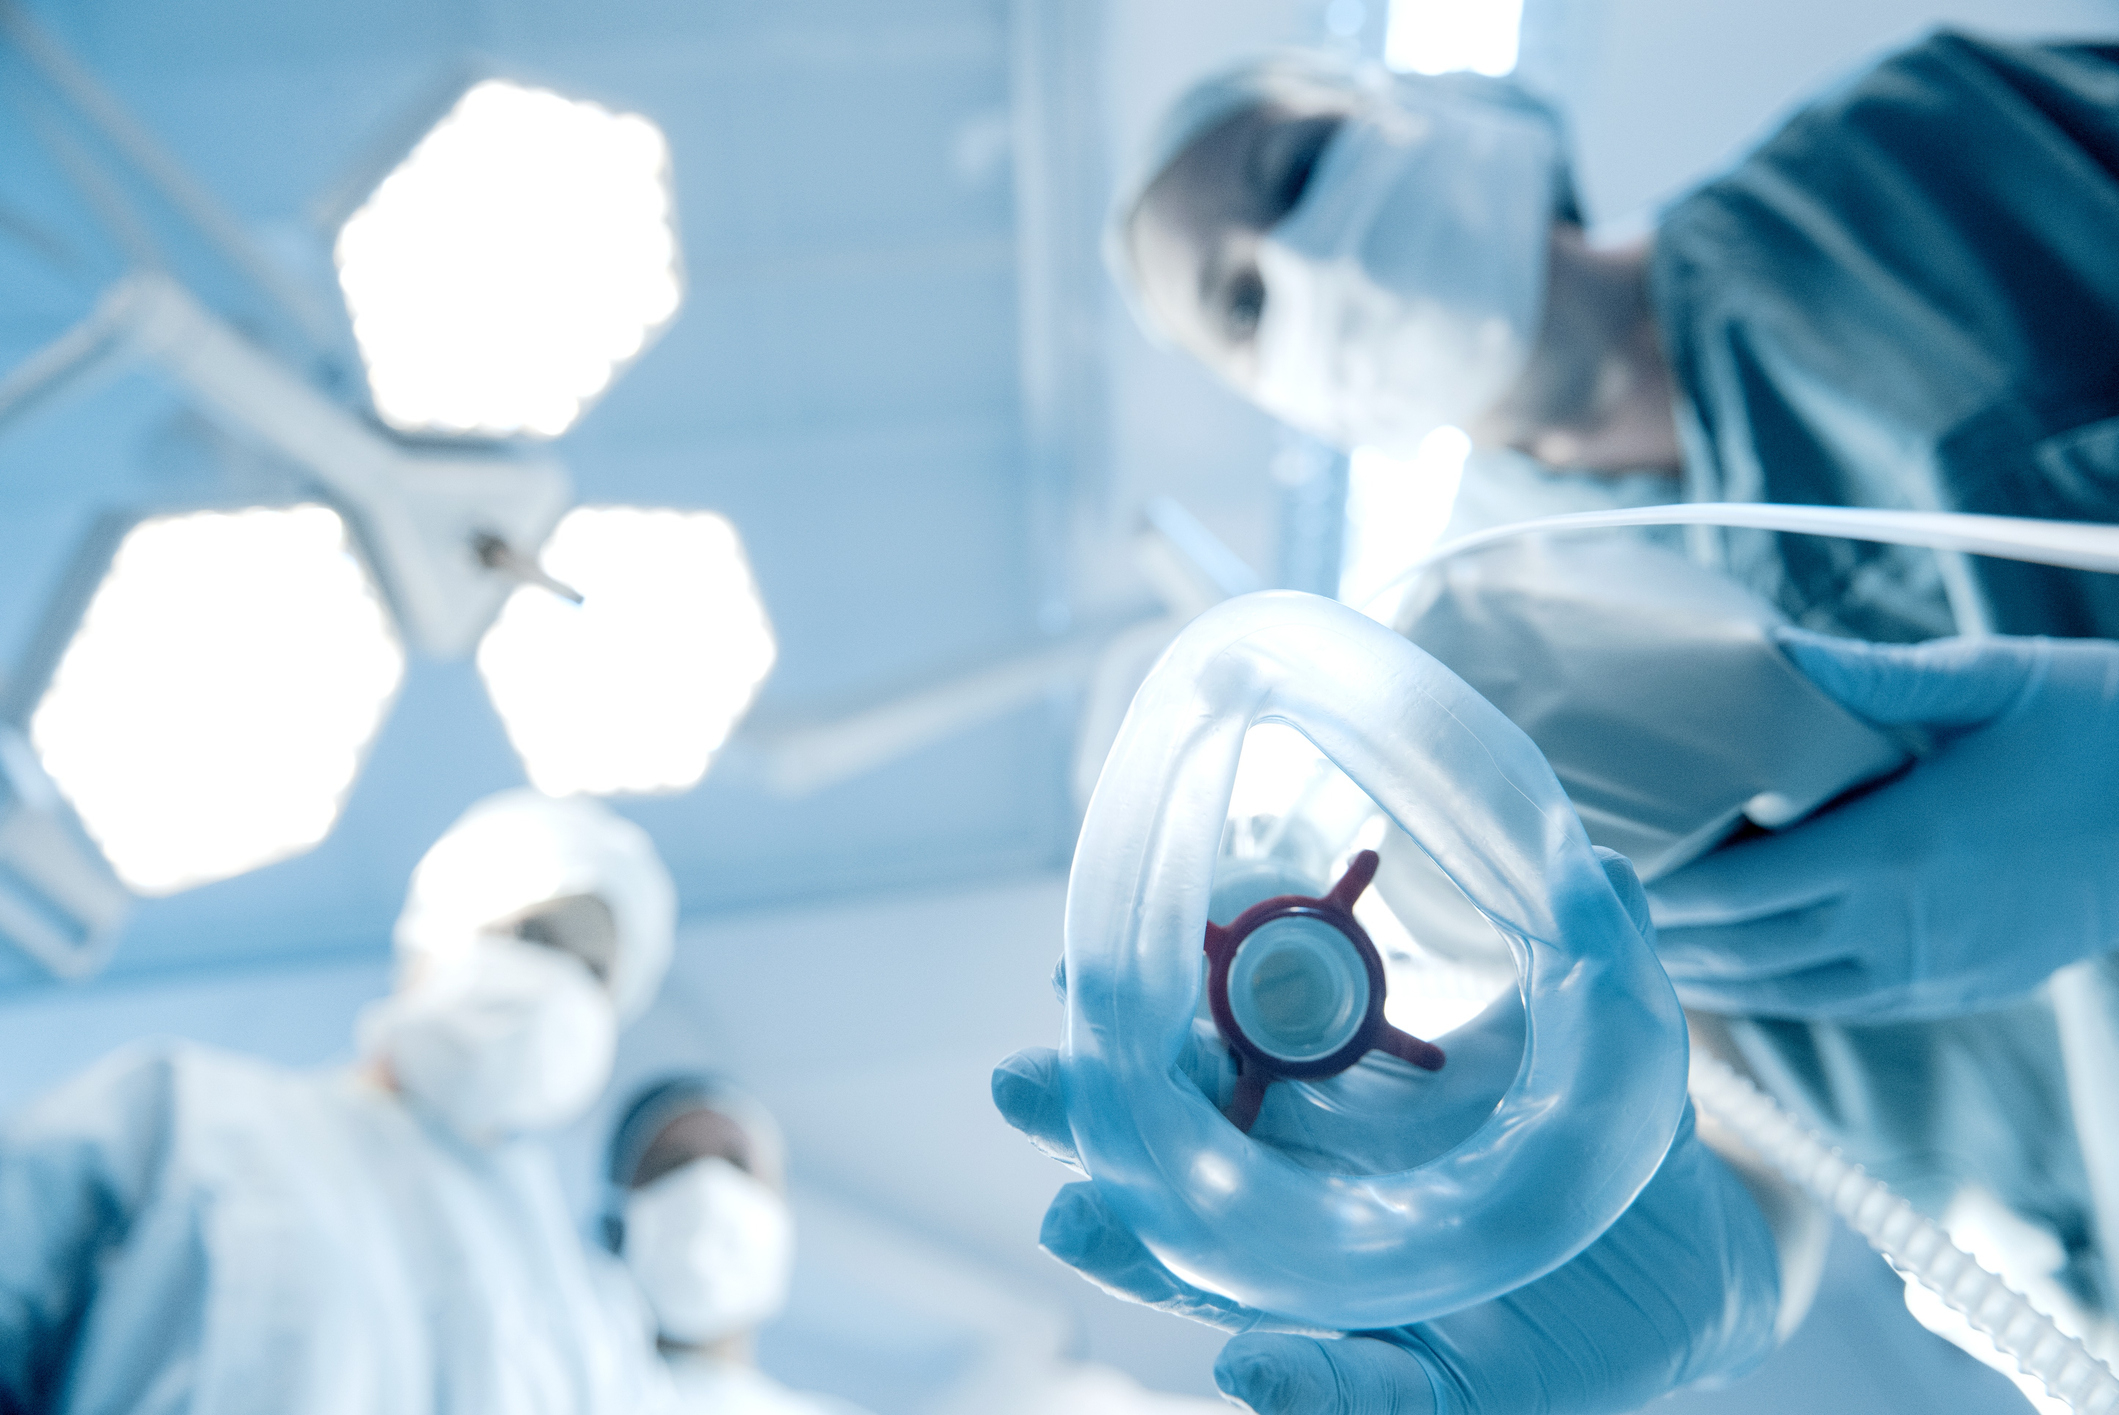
[603,1072,788,1250]
[608,1073,783,1182]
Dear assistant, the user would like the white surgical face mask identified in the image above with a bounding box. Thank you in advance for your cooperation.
[625,1156,794,1344]
[1252,98,1559,456]
[360,934,617,1146]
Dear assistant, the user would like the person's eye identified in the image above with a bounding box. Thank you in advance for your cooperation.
[1250,115,1342,225]
[1223,267,1266,343]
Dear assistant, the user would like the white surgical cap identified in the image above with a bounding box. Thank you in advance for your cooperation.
[1105,49,1576,345]
[396,788,677,1023]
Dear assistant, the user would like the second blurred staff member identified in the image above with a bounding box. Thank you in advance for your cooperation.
[1111,33,2119,643]
[607,1075,869,1415]
[0,789,679,1415]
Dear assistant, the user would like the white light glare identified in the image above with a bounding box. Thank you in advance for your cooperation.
[1228,726,1515,1039]
[335,79,683,439]
[31,506,405,895]
[477,507,777,797]
[1339,426,1469,616]
[1384,0,1523,77]
[1356,872,1515,1040]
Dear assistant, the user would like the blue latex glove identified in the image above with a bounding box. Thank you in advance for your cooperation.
[994,854,1780,1415]
[1650,629,2119,1021]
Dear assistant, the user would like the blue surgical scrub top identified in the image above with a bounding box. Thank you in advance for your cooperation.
[0,1042,673,1415]
[1654,32,2119,643]
[1653,31,2119,1313]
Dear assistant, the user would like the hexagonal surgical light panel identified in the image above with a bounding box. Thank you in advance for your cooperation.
[30,506,405,895]
[334,79,682,439]
[477,507,776,797]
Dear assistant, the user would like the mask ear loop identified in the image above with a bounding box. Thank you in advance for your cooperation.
[1203,848,1446,1131]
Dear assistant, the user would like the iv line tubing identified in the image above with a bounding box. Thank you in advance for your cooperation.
[1691,1055,2119,1413]
[1362,503,2119,621]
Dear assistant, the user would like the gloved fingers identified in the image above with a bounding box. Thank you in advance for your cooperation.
[991,1047,1083,1172]
[1040,1182,1269,1332]
[1647,781,1889,936]
[1591,845,1652,937]
[1216,1334,1438,1415]
[1774,627,2041,728]
[1648,834,1896,1017]
[1040,1183,1337,1335]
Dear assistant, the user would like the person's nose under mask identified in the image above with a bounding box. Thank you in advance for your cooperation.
[360,933,618,1146]
[625,1155,796,1344]
[1250,96,1560,457]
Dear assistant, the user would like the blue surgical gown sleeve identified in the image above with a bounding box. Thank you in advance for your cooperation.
[1652,33,2119,642]
[0,1046,183,1413]
[0,1042,678,1415]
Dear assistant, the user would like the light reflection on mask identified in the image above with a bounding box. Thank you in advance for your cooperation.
[1251,98,1559,455]
[625,1156,795,1344]
[359,933,617,1146]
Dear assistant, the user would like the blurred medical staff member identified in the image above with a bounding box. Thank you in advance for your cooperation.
[1112,33,2119,1022]
[607,1075,868,1415]
[1111,32,2119,644]
[1086,40,2119,1407]
[0,789,679,1415]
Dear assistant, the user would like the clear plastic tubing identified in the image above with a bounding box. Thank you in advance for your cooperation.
[1690,1054,2119,1414]
[1061,592,1690,1329]
[1364,502,2119,621]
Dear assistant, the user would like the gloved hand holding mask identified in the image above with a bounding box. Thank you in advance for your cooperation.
[993,853,1782,1415]
[1390,535,1910,881]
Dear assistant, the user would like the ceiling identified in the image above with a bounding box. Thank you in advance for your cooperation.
[15,0,2097,995]
[0,0,1126,991]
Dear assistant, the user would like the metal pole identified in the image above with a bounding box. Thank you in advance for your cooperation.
[0,0,340,350]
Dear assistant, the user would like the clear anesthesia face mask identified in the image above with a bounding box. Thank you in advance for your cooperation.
[1061,591,1686,1330]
